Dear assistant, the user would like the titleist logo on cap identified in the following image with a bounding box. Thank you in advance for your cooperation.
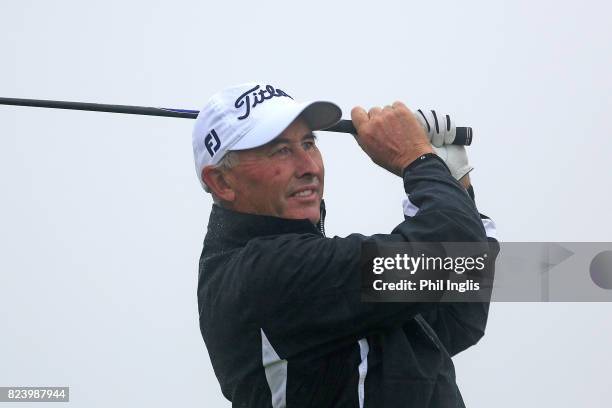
[234,85,293,120]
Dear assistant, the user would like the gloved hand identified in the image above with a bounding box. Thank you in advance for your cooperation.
[413,109,474,180]
[432,144,473,181]
[414,109,456,147]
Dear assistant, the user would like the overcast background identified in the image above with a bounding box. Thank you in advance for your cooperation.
[1,0,612,407]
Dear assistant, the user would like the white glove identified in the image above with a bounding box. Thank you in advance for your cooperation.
[414,109,473,180]
[432,145,474,180]
[414,109,456,147]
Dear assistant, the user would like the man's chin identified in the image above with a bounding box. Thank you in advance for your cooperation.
[283,201,321,224]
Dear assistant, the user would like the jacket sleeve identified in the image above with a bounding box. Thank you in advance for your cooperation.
[417,184,500,357]
[240,155,490,358]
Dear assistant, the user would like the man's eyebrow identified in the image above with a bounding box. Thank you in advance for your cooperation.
[267,132,317,146]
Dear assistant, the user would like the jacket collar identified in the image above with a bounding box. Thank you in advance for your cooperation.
[204,201,326,251]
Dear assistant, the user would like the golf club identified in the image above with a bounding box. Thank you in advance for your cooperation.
[0,97,473,145]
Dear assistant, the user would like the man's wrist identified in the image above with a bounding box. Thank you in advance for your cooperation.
[459,174,471,189]
[401,152,449,177]
[395,146,434,175]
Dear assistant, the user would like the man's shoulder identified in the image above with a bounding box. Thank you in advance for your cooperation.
[244,231,323,250]
[201,230,323,277]
[203,231,358,284]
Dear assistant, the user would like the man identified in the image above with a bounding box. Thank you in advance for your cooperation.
[193,82,497,407]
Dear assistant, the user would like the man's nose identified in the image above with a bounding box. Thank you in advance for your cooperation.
[294,148,320,178]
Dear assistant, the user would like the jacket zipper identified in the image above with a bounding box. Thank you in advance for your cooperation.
[318,201,326,236]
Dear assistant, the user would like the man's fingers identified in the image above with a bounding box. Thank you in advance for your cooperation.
[391,101,416,125]
[349,100,434,176]
[391,101,410,113]
[368,106,382,118]
[431,131,445,147]
[350,106,368,133]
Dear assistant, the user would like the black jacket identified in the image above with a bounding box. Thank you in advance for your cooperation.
[197,155,498,407]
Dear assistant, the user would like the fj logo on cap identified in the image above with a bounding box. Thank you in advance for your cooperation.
[205,129,221,157]
[234,84,292,120]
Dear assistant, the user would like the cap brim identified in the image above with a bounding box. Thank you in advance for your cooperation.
[230,101,342,151]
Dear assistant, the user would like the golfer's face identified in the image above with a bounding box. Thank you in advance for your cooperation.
[227,119,324,224]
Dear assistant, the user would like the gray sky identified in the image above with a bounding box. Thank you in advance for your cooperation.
[1,0,611,406]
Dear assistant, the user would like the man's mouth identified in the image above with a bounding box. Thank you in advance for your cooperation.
[292,189,316,198]
[289,185,319,199]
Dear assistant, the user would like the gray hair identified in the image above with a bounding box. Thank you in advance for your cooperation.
[205,151,240,204]
[216,151,240,171]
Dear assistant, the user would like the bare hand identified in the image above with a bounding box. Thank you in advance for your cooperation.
[350,101,433,176]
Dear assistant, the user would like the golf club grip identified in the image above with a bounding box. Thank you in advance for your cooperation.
[324,119,473,146]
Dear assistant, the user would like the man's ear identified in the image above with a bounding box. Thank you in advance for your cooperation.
[202,166,236,202]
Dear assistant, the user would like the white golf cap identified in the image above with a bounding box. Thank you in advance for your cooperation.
[192,82,342,191]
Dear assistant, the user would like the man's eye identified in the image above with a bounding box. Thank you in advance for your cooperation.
[303,141,316,150]
[275,146,291,155]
